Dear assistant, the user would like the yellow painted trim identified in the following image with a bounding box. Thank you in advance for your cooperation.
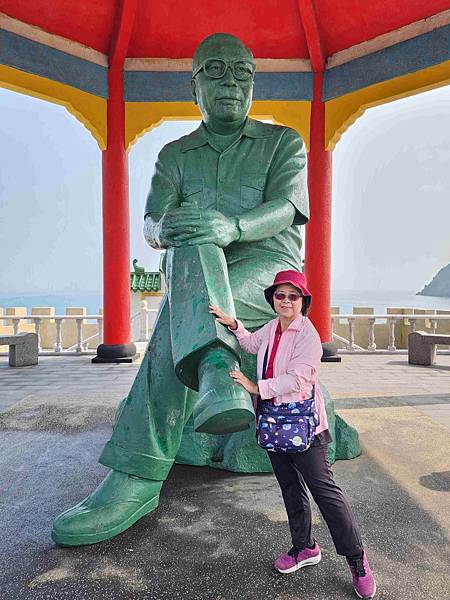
[251,101,311,149]
[0,65,107,149]
[125,102,201,149]
[125,100,311,150]
[326,60,450,150]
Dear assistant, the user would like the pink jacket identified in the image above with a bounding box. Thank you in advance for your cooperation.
[231,314,328,435]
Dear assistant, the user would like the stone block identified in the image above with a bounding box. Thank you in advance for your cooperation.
[0,333,39,367]
[408,331,450,366]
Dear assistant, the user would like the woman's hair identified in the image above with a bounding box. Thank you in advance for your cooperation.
[301,295,311,317]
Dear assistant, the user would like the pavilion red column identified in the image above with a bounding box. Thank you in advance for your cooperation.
[94,65,136,362]
[305,72,333,344]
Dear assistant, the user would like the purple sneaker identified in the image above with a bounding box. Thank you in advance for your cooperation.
[346,552,376,598]
[274,542,321,574]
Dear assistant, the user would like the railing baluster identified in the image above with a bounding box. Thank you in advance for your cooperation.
[409,318,417,333]
[33,317,42,352]
[54,318,63,353]
[347,318,356,351]
[12,317,20,336]
[367,318,376,351]
[430,318,437,334]
[387,317,396,352]
[140,300,149,341]
[75,318,83,353]
[97,317,103,344]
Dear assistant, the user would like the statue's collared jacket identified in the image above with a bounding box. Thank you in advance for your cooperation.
[146,117,308,259]
[145,117,310,328]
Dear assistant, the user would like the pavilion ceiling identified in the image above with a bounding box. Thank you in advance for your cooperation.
[1,0,449,62]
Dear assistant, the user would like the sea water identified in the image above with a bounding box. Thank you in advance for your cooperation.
[332,289,450,314]
[1,290,450,316]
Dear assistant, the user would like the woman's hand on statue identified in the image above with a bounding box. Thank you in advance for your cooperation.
[209,304,237,329]
[229,371,259,395]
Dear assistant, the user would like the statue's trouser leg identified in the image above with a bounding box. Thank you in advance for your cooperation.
[98,243,254,478]
[167,244,254,434]
[167,244,242,388]
[99,245,282,479]
[99,296,196,480]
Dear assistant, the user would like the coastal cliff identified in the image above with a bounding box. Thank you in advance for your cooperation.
[418,263,450,298]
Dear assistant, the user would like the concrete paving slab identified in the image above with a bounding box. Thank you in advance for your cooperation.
[0,427,449,600]
[338,405,450,536]
[0,392,120,431]
[1,354,450,598]
[0,390,32,411]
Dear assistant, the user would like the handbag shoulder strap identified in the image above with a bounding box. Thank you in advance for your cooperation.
[262,345,269,380]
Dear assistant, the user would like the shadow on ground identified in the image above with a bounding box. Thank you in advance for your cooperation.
[1,423,449,600]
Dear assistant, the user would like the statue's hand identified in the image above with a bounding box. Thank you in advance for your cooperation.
[159,206,201,246]
[172,208,239,248]
[145,207,205,248]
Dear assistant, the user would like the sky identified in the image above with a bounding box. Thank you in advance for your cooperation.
[0,84,449,295]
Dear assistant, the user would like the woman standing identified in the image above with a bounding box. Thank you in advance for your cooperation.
[209,270,376,599]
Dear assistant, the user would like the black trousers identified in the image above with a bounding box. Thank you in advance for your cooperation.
[268,433,364,557]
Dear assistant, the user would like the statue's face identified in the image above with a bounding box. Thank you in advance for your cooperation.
[192,36,255,128]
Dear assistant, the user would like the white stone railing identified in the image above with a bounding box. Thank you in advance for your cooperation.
[333,314,450,353]
[3,309,450,357]
[1,302,160,356]
[131,300,159,342]
[1,315,103,355]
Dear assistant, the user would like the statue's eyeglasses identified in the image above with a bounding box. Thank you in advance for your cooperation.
[192,58,255,81]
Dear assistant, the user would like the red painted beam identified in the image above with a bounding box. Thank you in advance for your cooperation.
[296,0,325,72]
[100,0,137,352]
[297,2,331,341]
[305,73,332,342]
[109,0,138,69]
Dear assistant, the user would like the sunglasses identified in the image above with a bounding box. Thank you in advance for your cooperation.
[192,58,256,81]
[273,292,302,302]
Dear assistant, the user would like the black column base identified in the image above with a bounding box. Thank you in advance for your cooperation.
[92,342,138,364]
[321,342,341,363]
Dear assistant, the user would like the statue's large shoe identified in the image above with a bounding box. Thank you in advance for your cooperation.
[51,470,162,546]
[193,346,255,435]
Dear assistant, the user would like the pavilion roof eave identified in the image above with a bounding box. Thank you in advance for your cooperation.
[1,7,450,73]
[1,4,449,151]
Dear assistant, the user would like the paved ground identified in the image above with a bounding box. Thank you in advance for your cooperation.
[0,353,449,599]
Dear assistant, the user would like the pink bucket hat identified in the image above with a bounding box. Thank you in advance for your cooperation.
[264,270,312,308]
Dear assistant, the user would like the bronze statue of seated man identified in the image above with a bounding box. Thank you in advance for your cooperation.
[52,32,310,546]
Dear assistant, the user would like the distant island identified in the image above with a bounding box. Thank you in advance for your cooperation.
[417,263,450,298]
